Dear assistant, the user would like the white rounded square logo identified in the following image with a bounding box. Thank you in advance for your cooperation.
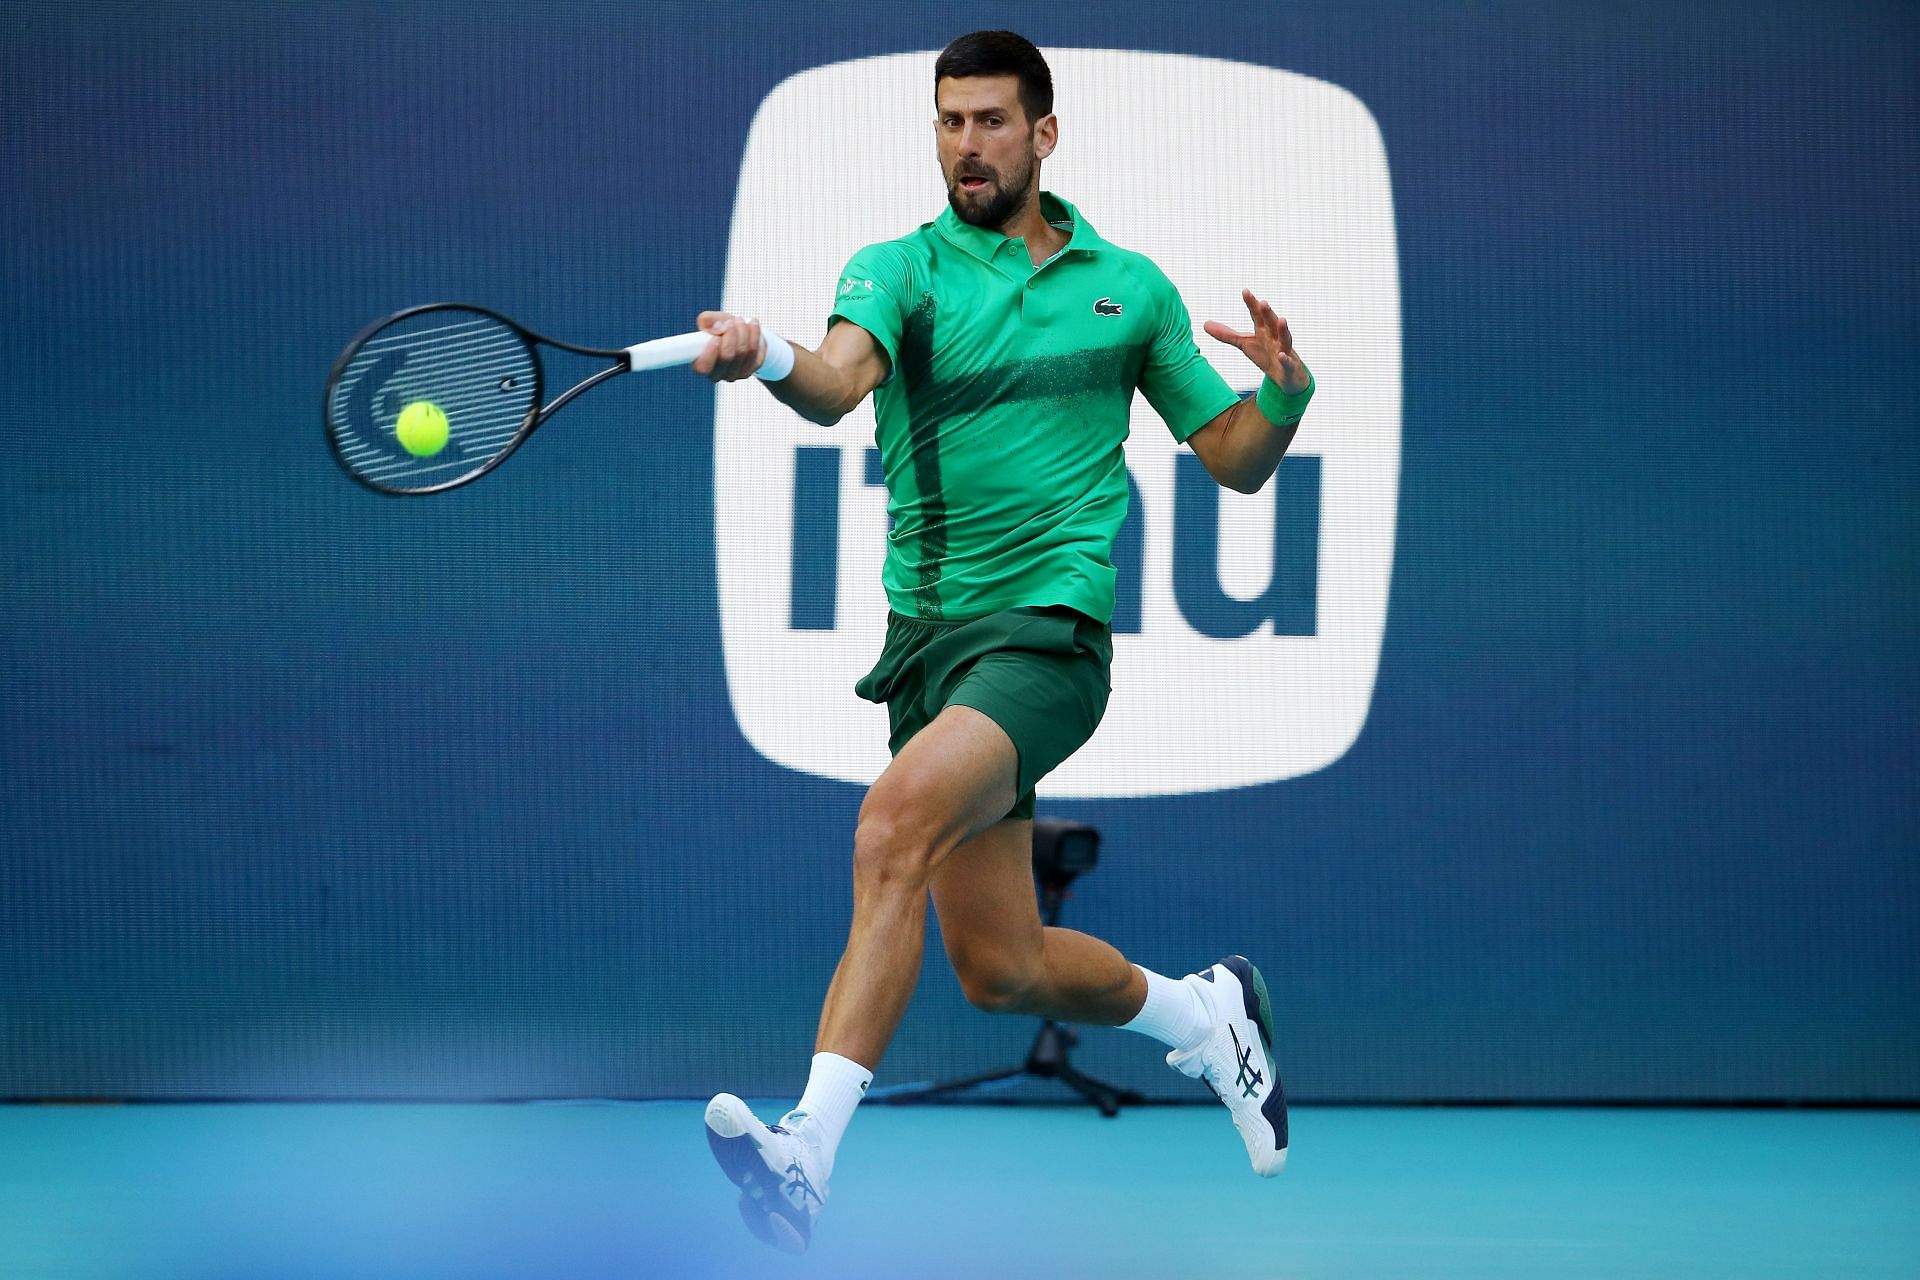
[715,49,1401,798]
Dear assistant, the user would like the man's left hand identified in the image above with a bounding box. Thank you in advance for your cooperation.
[1204,289,1310,394]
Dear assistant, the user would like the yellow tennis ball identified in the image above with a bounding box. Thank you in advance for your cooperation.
[394,400,450,457]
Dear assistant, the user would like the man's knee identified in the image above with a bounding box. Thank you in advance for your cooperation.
[854,743,993,890]
[951,946,1038,1015]
[851,793,940,894]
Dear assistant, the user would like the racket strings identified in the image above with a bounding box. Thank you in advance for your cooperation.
[326,310,539,490]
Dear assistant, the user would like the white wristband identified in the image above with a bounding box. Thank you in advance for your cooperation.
[757,328,796,382]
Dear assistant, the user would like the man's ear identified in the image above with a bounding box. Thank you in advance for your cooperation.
[1033,113,1059,162]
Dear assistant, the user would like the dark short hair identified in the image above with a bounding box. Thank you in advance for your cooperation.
[934,30,1053,124]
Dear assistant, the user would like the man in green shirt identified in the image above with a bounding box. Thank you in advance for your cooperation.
[694,30,1315,1253]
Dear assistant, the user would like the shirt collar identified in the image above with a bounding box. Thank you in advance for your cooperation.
[934,191,1107,265]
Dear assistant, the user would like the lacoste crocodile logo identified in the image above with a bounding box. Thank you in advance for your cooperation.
[1093,297,1122,316]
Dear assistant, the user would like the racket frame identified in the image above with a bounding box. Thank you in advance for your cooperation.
[324,302,644,497]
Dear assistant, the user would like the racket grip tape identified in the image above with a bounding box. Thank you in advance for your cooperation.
[624,326,794,381]
[626,332,712,372]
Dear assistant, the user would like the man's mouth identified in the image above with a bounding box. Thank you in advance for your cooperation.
[958,174,990,192]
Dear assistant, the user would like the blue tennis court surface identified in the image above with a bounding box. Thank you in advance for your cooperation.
[2,1102,1915,1278]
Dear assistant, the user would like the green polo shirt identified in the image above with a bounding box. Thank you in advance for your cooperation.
[827,192,1240,623]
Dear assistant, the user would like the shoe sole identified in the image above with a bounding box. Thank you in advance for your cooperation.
[1220,956,1289,1175]
[704,1095,811,1254]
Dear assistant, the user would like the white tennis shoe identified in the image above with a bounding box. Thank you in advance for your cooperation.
[1166,956,1289,1176]
[704,1093,830,1253]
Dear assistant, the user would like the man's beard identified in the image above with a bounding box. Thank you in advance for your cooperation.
[946,151,1036,230]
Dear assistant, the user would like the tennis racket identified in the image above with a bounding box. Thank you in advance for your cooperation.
[322,303,712,496]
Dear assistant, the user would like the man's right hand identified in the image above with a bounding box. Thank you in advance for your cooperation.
[692,311,765,381]
[690,311,889,428]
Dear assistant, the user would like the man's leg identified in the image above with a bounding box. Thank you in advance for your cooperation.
[705,702,1021,1253]
[929,818,1212,1049]
[929,817,1146,1025]
[813,703,1022,1066]
[929,816,1290,1179]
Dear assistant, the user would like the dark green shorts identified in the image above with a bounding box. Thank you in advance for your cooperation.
[853,606,1113,820]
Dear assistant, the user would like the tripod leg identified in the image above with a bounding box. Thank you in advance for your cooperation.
[1056,1059,1152,1116]
[870,1064,1026,1104]
[1054,1061,1122,1117]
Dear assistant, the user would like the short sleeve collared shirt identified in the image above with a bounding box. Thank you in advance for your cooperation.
[828,192,1238,623]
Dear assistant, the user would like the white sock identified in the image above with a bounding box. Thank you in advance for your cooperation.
[1119,965,1212,1054]
[783,1052,873,1176]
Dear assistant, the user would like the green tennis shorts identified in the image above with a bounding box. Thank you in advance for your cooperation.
[853,605,1114,821]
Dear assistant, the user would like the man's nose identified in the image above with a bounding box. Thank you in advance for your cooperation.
[958,123,981,155]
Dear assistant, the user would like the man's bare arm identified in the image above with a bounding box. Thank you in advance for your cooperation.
[1187,288,1315,494]
[691,312,889,427]
[1185,396,1305,495]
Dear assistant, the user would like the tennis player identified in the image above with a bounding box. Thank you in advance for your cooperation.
[693,30,1314,1253]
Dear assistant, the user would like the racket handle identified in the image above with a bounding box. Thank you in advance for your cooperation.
[626,332,711,372]
[626,325,796,378]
